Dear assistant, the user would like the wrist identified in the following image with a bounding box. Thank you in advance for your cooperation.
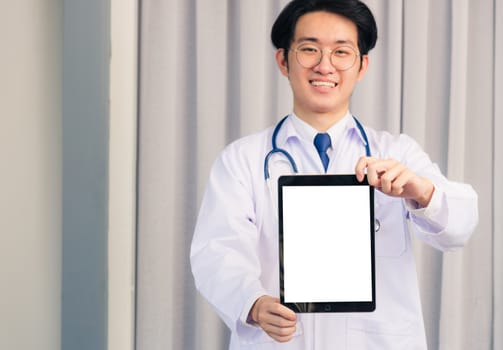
[249,295,265,324]
[416,179,434,208]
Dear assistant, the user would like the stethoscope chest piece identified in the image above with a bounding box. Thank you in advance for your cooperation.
[375,218,380,232]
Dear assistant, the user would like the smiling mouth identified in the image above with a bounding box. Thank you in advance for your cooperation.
[310,80,337,88]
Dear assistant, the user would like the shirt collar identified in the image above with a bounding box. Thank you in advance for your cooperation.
[273,113,370,155]
[347,115,369,148]
[289,111,352,147]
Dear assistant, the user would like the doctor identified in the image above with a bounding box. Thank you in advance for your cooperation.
[191,0,478,349]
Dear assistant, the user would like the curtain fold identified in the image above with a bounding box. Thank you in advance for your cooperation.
[135,1,501,349]
[439,1,493,349]
[493,0,503,347]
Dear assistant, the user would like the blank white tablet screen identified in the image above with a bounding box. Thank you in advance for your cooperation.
[282,185,372,303]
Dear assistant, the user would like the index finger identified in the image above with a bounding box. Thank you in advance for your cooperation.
[272,303,297,322]
[355,156,373,181]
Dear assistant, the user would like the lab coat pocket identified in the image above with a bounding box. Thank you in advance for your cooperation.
[374,195,407,257]
[347,318,420,350]
[239,320,304,349]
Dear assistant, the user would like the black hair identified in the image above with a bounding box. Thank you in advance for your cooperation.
[271,0,378,57]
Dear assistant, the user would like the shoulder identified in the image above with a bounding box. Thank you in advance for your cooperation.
[363,126,425,160]
[222,127,272,158]
[212,126,273,176]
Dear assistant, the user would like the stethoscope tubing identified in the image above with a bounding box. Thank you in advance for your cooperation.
[263,115,380,232]
[264,115,371,179]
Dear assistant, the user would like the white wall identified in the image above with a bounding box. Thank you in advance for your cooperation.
[0,1,62,350]
[108,0,138,349]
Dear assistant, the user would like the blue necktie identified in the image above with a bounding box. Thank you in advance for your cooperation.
[314,133,331,172]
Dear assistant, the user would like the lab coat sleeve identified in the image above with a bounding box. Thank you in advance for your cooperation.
[190,144,267,338]
[398,135,479,251]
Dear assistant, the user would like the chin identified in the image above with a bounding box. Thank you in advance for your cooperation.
[311,105,340,114]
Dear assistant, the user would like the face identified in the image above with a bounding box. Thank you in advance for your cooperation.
[276,11,369,130]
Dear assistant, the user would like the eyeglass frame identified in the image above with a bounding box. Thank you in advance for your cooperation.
[286,43,362,71]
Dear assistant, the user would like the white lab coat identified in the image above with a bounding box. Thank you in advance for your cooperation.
[190,115,478,350]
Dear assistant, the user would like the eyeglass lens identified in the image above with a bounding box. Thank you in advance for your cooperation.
[295,44,358,70]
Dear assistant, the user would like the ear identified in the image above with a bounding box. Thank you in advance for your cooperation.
[275,49,289,77]
[357,54,369,81]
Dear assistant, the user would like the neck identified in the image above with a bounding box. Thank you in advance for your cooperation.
[293,109,349,132]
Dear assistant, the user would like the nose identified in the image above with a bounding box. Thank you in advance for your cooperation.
[314,50,334,74]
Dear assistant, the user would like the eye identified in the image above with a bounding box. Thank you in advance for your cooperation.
[298,45,320,55]
[333,47,353,57]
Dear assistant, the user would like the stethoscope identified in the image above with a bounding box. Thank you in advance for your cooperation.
[263,115,380,232]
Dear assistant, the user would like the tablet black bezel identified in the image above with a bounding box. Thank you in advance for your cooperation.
[278,174,376,313]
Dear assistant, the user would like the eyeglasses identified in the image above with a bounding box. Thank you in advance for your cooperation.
[292,43,360,71]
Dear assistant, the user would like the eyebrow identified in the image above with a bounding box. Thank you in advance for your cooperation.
[296,37,357,47]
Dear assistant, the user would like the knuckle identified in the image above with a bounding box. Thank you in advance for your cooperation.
[270,303,282,314]
[276,326,295,339]
[277,318,291,328]
[277,327,290,336]
[277,335,293,343]
[380,173,390,182]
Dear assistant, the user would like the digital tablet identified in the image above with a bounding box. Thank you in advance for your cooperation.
[278,174,376,313]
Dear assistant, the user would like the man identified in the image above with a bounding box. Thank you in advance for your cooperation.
[191,0,478,348]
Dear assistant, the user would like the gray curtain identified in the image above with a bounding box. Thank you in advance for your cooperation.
[135,0,502,349]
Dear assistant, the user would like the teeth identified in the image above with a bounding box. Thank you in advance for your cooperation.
[311,80,335,88]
